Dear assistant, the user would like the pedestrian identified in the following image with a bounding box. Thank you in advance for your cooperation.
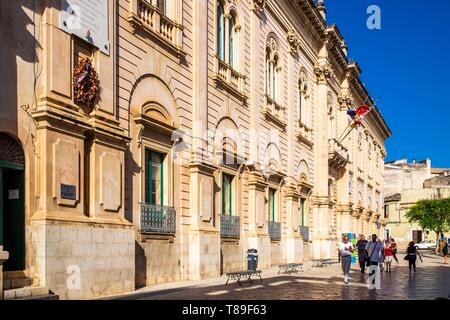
[391,239,399,263]
[378,239,385,272]
[384,241,393,273]
[356,234,368,273]
[442,240,448,265]
[405,241,423,272]
[365,234,384,286]
[339,235,355,284]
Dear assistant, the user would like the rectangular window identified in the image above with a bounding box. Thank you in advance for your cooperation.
[222,174,233,215]
[145,149,165,206]
[300,198,306,226]
[268,188,276,222]
[384,204,389,219]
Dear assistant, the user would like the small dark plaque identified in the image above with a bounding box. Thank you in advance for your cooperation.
[61,184,76,200]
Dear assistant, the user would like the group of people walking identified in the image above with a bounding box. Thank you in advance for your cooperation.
[338,233,428,285]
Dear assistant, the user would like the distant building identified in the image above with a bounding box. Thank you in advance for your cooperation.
[384,159,450,247]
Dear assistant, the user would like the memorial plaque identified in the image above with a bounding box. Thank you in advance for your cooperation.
[61,184,77,200]
[60,0,110,54]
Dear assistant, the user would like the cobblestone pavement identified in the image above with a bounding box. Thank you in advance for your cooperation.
[109,252,449,300]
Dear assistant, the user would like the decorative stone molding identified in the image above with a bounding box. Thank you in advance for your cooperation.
[337,94,353,111]
[314,64,332,84]
[251,0,266,14]
[287,29,300,54]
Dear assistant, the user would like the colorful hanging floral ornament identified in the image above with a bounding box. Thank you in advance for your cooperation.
[73,57,100,108]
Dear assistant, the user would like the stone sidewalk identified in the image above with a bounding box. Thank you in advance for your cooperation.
[103,252,450,300]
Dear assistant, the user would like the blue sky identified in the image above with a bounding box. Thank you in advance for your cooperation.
[325,0,450,168]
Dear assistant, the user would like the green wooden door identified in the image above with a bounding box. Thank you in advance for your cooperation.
[1,166,25,271]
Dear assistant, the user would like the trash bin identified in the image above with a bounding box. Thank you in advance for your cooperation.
[247,249,258,271]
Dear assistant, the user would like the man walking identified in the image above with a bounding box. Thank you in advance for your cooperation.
[365,234,384,286]
[339,235,355,285]
[356,234,368,273]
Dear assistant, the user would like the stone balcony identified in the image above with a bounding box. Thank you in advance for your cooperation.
[128,0,185,58]
[263,95,286,128]
[328,138,349,169]
[296,121,313,147]
[214,56,246,100]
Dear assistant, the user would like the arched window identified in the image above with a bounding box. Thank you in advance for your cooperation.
[272,55,278,100]
[298,72,308,126]
[229,13,236,68]
[217,2,225,60]
[265,47,271,96]
[265,35,280,101]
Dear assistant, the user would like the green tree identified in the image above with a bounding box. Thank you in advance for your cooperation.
[406,198,450,253]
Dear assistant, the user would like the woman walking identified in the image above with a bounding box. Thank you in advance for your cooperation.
[339,235,354,284]
[442,240,448,265]
[384,241,393,273]
[391,239,399,263]
[406,241,423,272]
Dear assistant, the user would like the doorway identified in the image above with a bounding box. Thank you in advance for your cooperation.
[0,133,25,271]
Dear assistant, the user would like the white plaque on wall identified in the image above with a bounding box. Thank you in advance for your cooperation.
[60,0,110,54]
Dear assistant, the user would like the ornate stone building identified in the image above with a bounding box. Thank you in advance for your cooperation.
[0,0,390,299]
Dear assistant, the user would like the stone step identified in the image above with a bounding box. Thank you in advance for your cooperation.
[3,277,33,290]
[3,270,30,280]
[3,286,54,300]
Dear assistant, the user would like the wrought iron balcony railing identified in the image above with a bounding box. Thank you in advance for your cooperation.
[268,221,281,241]
[140,203,176,234]
[299,225,310,242]
[220,215,240,239]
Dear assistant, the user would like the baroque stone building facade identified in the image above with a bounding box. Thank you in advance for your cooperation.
[0,0,390,299]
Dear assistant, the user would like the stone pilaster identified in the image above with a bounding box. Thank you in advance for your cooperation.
[188,162,220,280]
[283,185,303,263]
[246,170,271,269]
[312,41,333,259]
[0,247,9,300]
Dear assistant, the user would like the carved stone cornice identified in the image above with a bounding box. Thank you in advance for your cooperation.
[314,63,332,84]
[337,94,353,111]
[311,195,332,208]
[251,0,266,16]
[287,29,301,54]
[247,170,268,191]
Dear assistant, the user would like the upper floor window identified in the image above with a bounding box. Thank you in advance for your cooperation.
[216,2,239,69]
[265,35,280,102]
[217,2,225,60]
[157,0,167,15]
[349,173,353,194]
[298,72,308,126]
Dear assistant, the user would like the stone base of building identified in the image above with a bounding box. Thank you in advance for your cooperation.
[246,235,271,269]
[283,236,304,263]
[29,221,135,300]
[188,229,221,280]
[221,239,244,274]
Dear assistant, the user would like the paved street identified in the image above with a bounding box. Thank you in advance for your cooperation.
[108,252,450,300]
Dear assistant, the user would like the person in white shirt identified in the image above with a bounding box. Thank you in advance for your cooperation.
[339,235,354,284]
[365,234,384,286]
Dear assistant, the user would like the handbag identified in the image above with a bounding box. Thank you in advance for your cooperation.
[404,255,410,261]
[366,243,376,267]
